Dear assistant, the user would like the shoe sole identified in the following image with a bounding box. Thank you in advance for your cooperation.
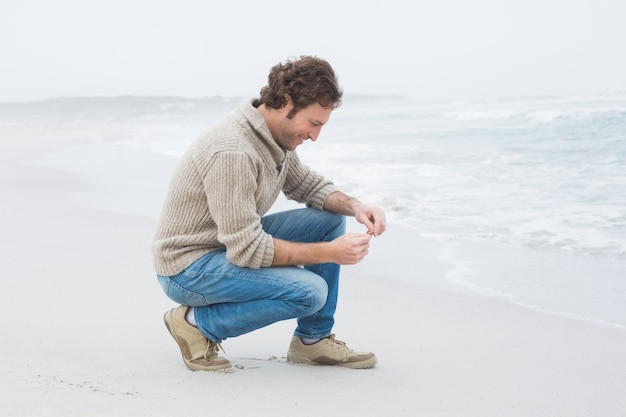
[287,353,377,369]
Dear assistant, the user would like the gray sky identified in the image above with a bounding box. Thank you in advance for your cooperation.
[1,0,625,102]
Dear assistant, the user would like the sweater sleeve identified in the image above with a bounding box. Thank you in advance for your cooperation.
[282,152,339,209]
[203,151,275,269]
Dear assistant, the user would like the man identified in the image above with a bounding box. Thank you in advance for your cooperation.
[153,55,386,372]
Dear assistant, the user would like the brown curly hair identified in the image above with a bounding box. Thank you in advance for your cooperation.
[257,56,343,119]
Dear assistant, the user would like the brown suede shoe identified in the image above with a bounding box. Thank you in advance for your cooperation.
[287,334,377,369]
[163,306,231,371]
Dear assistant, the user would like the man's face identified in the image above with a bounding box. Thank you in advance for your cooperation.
[273,102,333,151]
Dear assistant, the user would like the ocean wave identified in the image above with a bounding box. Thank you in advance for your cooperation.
[4,93,625,262]
[0,96,242,123]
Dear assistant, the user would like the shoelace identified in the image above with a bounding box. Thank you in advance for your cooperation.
[327,334,349,349]
[205,341,226,360]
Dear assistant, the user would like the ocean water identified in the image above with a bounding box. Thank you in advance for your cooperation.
[4,93,625,328]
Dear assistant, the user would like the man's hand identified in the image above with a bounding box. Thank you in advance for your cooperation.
[271,192,387,267]
[272,233,372,266]
[323,192,387,237]
[327,232,372,265]
[354,204,387,237]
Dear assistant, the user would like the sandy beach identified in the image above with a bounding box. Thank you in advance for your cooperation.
[2,125,626,417]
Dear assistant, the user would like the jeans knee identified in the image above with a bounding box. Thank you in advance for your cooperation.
[335,212,347,231]
[312,281,329,311]
[299,278,328,315]
[325,211,346,239]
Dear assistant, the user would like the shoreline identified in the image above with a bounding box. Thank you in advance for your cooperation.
[17,135,626,329]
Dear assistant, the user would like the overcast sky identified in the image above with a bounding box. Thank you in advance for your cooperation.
[1,0,625,102]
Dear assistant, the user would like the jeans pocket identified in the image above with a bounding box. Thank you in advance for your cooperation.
[157,275,207,306]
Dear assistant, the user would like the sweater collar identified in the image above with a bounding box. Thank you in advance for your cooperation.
[239,98,287,166]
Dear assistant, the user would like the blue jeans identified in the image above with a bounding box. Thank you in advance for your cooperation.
[157,208,346,343]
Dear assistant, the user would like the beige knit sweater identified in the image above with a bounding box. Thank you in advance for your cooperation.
[152,99,339,275]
